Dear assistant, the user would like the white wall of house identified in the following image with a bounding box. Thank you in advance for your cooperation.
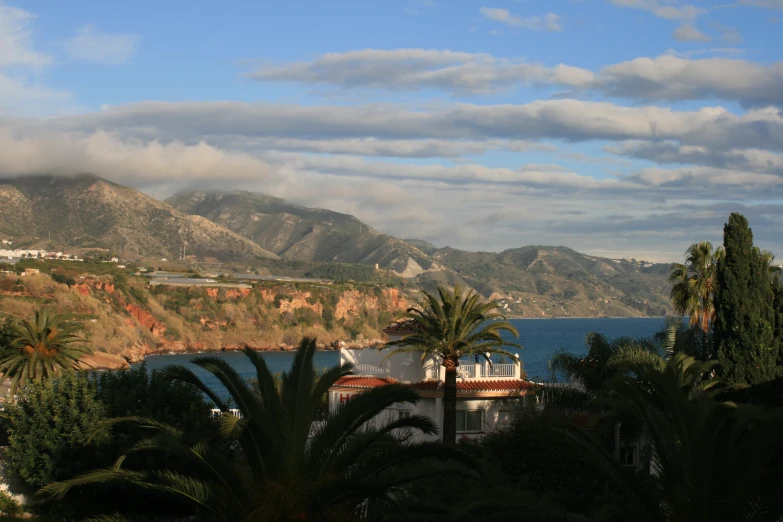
[340,348,434,383]
[328,391,521,442]
[333,344,527,442]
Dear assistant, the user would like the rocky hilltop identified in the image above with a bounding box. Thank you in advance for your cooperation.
[166,189,434,273]
[0,175,277,261]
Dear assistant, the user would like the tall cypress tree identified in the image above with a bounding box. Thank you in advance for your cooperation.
[714,213,777,386]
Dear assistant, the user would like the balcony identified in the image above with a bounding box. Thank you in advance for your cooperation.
[342,348,523,382]
[352,363,390,376]
[426,361,521,381]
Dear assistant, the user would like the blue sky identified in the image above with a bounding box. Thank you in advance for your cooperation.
[1,0,782,261]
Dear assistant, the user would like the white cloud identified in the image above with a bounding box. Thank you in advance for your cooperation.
[249,49,783,107]
[63,24,141,65]
[740,0,783,8]
[0,129,275,183]
[713,23,743,43]
[479,8,561,31]
[629,165,781,187]
[0,4,51,67]
[405,0,436,15]
[608,0,706,20]
[0,4,71,114]
[217,137,547,158]
[673,24,711,42]
[1,102,782,261]
[32,99,779,154]
[252,49,591,94]
[606,140,783,174]
[597,55,783,106]
[0,73,70,114]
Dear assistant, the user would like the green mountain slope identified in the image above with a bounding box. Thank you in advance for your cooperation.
[166,190,432,272]
[0,175,277,261]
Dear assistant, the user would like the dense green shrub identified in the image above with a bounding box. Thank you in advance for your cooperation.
[94,363,216,446]
[3,366,216,519]
[5,372,107,488]
[0,490,22,515]
[273,293,291,308]
[50,273,76,287]
[128,285,148,304]
[292,307,321,327]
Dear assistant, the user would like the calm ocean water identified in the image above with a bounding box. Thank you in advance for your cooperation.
[139,317,668,388]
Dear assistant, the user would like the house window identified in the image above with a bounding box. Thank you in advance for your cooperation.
[456,410,483,433]
[620,446,637,467]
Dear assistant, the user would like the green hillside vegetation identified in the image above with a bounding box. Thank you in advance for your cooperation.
[303,262,404,284]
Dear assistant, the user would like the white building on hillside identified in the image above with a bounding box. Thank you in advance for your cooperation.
[328,321,534,442]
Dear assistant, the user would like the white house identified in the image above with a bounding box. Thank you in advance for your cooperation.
[328,321,534,442]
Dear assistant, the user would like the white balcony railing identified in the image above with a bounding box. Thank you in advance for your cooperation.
[426,361,521,381]
[353,363,390,376]
[457,364,478,379]
[481,364,516,378]
[211,408,242,418]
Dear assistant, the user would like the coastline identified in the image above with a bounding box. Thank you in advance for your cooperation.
[507,315,668,320]
[91,316,673,370]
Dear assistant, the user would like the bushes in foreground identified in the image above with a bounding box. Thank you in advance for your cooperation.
[2,365,216,519]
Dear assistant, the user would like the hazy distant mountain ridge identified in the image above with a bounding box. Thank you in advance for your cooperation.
[418,245,671,316]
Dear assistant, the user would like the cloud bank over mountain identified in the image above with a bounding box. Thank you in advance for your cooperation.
[1,1,782,261]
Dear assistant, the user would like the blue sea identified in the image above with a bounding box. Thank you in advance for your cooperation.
[139,317,668,388]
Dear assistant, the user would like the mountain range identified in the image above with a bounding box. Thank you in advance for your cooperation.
[0,175,673,317]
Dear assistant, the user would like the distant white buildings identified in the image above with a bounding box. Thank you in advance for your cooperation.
[0,249,80,261]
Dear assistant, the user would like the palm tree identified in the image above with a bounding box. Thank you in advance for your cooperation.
[669,241,724,333]
[550,332,661,399]
[383,285,521,444]
[652,317,716,362]
[0,308,91,394]
[570,354,783,521]
[42,337,473,521]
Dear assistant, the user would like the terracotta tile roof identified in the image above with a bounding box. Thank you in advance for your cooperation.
[333,376,534,393]
[333,376,400,388]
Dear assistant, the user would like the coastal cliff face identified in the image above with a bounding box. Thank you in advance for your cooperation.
[0,272,412,368]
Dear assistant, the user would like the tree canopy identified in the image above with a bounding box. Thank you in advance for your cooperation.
[714,213,778,387]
